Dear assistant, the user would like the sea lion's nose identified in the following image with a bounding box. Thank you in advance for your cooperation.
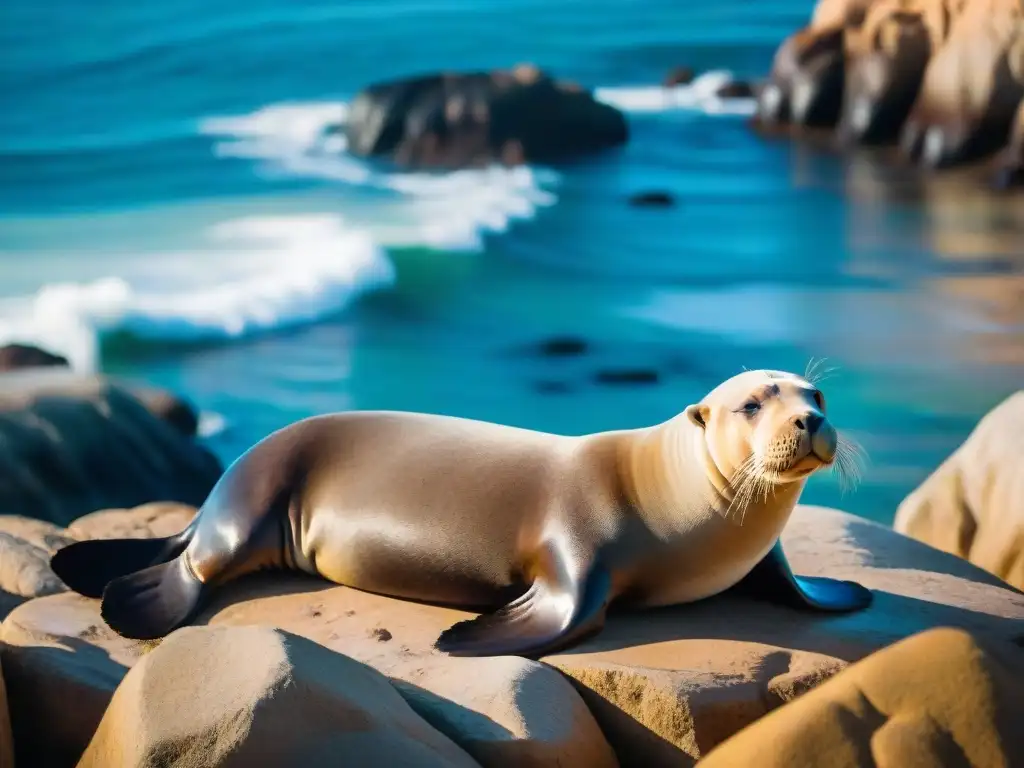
[792,412,823,434]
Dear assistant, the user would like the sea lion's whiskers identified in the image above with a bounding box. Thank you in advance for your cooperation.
[804,357,839,386]
[832,430,866,494]
[727,454,766,526]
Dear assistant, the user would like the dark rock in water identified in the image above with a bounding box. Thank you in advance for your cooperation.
[663,67,696,87]
[344,64,629,169]
[0,344,69,371]
[594,369,660,386]
[0,370,222,526]
[536,336,589,357]
[534,380,573,395]
[716,81,756,99]
[628,191,675,208]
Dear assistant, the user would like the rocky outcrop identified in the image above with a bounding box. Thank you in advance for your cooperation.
[0,356,204,438]
[78,625,480,768]
[343,64,628,169]
[894,390,1024,591]
[699,626,1024,767]
[4,503,1023,766]
[0,370,220,526]
[756,0,1024,180]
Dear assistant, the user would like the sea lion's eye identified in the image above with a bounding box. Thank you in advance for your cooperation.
[812,390,825,410]
[741,401,760,414]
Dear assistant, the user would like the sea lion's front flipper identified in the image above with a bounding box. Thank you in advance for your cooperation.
[435,550,611,658]
[730,540,872,612]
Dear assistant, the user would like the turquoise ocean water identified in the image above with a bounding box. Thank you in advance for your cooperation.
[2,0,1022,524]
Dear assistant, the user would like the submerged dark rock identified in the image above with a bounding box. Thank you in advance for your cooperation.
[594,369,660,386]
[536,336,589,357]
[628,191,675,208]
[0,344,69,371]
[343,64,628,169]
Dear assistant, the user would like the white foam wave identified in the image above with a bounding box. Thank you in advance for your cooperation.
[0,213,394,372]
[595,70,757,117]
[199,101,560,252]
[197,411,228,438]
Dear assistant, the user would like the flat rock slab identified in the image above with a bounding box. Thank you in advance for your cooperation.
[4,505,1023,766]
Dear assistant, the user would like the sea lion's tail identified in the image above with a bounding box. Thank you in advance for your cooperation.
[50,524,195,600]
[51,523,206,640]
[99,556,205,640]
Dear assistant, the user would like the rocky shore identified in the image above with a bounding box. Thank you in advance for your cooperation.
[753,0,1024,188]
[0,344,1021,766]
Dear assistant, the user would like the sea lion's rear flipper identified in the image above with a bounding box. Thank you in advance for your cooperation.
[435,552,611,658]
[100,556,206,641]
[50,527,195,599]
[730,540,872,612]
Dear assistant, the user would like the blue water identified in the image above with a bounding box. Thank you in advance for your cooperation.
[2,0,1022,524]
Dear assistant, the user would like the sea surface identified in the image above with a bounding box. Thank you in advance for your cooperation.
[2,0,1022,524]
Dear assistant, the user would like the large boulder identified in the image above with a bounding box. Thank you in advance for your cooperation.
[0,504,197,622]
[4,505,1024,766]
[0,343,69,371]
[894,390,1024,591]
[343,64,628,169]
[0,370,221,526]
[699,626,1024,767]
[755,0,1024,178]
[78,625,480,768]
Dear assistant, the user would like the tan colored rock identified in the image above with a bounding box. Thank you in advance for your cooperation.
[67,501,196,541]
[759,0,1024,176]
[78,625,480,768]
[0,515,76,619]
[895,390,1024,591]
[0,368,221,526]
[901,0,1024,168]
[6,505,1024,766]
[544,504,1024,765]
[3,587,617,767]
[699,626,1024,767]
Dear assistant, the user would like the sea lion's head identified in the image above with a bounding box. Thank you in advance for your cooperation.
[685,367,860,498]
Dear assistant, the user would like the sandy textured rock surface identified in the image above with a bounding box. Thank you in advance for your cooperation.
[895,390,1024,591]
[67,501,196,541]
[699,626,1024,767]
[78,625,480,768]
[5,505,1023,766]
[0,369,221,526]
[0,516,76,619]
[543,504,1024,765]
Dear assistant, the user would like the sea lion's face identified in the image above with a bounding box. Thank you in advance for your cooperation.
[685,369,838,486]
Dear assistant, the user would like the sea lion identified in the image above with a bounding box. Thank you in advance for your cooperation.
[51,367,872,657]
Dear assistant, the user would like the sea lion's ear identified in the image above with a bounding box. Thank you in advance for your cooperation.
[685,404,709,429]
